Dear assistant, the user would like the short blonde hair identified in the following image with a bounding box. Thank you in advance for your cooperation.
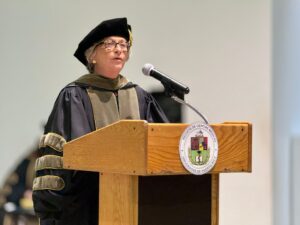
[84,42,99,73]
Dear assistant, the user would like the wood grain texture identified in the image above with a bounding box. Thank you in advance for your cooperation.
[61,120,251,225]
[63,120,147,175]
[211,174,219,225]
[147,122,252,175]
[63,120,252,175]
[99,173,138,225]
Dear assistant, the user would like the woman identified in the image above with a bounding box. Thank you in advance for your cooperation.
[32,18,168,225]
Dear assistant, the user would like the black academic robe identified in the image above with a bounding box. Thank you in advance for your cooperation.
[32,82,168,225]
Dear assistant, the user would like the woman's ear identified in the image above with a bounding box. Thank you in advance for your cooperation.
[89,51,97,64]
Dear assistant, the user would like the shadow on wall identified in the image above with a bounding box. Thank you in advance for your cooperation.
[151,90,183,123]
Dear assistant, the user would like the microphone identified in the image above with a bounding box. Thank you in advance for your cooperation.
[142,63,190,96]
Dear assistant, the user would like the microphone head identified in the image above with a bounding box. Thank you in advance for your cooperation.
[142,63,154,76]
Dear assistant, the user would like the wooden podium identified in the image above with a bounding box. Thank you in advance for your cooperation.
[63,120,252,225]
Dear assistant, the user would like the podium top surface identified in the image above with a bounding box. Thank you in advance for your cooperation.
[63,120,252,175]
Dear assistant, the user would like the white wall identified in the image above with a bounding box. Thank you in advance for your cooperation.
[0,1,271,225]
[273,0,300,224]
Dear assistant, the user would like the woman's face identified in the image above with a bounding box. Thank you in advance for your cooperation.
[91,36,130,79]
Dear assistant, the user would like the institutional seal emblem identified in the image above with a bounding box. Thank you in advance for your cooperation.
[179,122,218,175]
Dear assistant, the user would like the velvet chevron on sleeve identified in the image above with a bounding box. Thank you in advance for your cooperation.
[32,85,99,225]
[33,82,168,225]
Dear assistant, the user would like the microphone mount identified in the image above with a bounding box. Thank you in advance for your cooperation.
[171,95,209,124]
[161,80,186,99]
[142,63,208,123]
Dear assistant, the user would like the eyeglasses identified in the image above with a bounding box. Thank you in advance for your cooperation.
[98,39,130,52]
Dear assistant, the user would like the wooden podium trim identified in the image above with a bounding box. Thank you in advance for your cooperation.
[146,122,252,175]
[62,120,251,225]
[211,174,219,225]
[64,120,148,175]
[63,120,252,175]
[99,173,138,225]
